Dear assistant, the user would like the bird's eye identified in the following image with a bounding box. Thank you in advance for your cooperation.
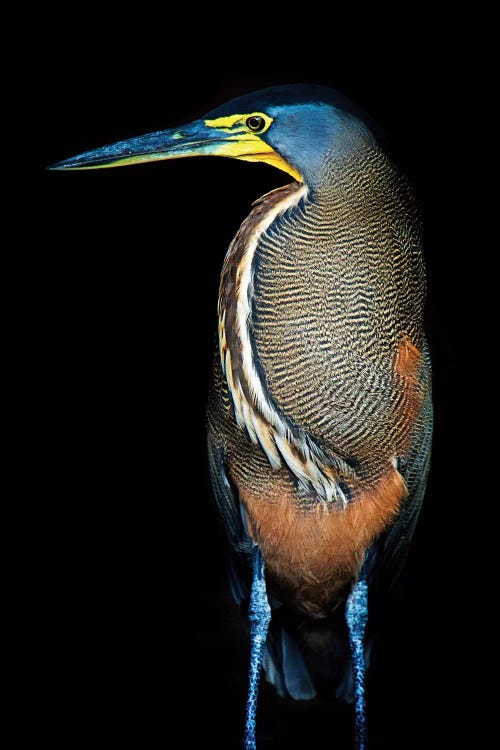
[246,115,266,133]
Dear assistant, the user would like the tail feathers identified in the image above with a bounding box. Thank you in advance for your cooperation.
[335,661,354,703]
[334,639,374,703]
[263,628,316,700]
[262,618,370,704]
[262,647,286,697]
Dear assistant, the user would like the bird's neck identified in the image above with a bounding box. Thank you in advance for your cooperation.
[303,139,385,199]
[218,183,307,438]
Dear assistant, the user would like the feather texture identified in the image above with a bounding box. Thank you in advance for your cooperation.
[207,132,432,696]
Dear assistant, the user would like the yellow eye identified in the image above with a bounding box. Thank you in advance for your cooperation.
[246,115,266,133]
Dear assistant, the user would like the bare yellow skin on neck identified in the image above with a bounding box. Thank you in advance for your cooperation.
[204,113,303,182]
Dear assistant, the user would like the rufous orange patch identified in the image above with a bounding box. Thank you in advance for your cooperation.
[395,336,422,381]
[239,467,407,617]
[394,336,425,452]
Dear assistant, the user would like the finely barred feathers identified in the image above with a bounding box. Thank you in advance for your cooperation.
[217,146,426,506]
[249,149,426,486]
[218,183,351,507]
[208,113,431,622]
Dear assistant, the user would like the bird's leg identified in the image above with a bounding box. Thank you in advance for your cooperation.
[244,545,271,750]
[345,574,368,750]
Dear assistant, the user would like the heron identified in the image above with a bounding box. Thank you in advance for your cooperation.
[50,84,433,749]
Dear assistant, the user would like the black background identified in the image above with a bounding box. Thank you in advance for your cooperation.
[37,17,475,750]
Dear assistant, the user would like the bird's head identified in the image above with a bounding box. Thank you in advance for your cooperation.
[50,85,381,187]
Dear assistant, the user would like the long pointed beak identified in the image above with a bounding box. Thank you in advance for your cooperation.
[48,119,243,171]
[48,117,302,181]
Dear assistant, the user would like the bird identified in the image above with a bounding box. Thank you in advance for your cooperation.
[50,84,433,749]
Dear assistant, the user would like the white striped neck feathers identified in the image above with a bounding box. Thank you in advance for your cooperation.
[218,182,355,507]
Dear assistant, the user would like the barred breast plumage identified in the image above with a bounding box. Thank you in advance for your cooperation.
[208,141,431,617]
